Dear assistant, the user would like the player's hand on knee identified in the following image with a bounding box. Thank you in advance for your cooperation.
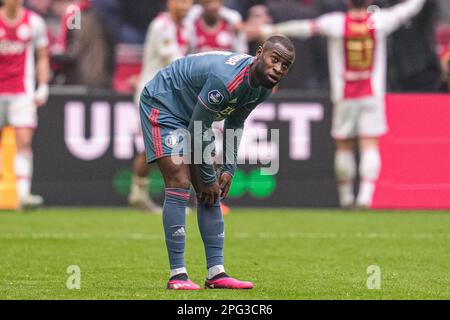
[199,182,221,206]
[219,172,233,200]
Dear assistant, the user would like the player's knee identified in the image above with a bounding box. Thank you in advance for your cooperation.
[15,139,32,152]
[335,149,356,181]
[360,147,381,180]
[165,176,191,190]
[15,131,33,151]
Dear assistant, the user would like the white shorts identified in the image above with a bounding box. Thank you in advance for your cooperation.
[331,97,388,140]
[0,94,37,129]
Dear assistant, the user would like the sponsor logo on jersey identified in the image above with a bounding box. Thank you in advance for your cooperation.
[16,25,31,41]
[208,90,224,105]
[0,40,26,54]
[215,106,235,120]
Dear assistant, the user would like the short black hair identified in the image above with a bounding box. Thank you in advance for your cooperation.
[263,35,295,53]
[349,0,370,8]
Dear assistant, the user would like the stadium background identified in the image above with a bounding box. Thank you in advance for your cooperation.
[1,0,450,302]
[0,0,449,209]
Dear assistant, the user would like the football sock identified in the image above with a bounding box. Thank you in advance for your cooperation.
[209,272,229,281]
[357,147,381,207]
[169,271,188,281]
[131,174,149,197]
[14,151,33,199]
[197,197,225,269]
[163,188,190,269]
[207,265,226,280]
[335,149,356,207]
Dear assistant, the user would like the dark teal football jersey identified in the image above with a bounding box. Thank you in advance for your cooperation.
[142,51,272,123]
[141,51,273,184]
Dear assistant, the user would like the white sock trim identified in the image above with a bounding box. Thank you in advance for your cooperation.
[170,267,187,278]
[207,265,225,280]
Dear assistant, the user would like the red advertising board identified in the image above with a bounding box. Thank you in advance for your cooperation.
[373,94,450,209]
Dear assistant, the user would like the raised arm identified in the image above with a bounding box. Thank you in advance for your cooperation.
[376,0,426,35]
[260,12,344,40]
[33,15,49,107]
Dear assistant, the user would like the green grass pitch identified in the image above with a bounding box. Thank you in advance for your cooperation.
[1,208,450,300]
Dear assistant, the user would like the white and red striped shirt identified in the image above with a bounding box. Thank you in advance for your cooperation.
[0,9,48,95]
[135,12,189,103]
[264,0,426,102]
[139,12,189,82]
[185,4,247,54]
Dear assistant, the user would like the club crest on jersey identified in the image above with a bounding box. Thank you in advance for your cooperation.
[165,132,180,148]
[16,25,31,41]
[208,90,224,105]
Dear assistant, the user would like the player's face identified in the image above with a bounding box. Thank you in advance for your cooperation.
[201,0,222,20]
[168,0,193,20]
[3,0,23,9]
[254,43,295,89]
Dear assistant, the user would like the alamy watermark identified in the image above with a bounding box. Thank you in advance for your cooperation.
[66,5,81,30]
[367,5,381,30]
[66,265,81,290]
[366,265,381,290]
[166,121,280,175]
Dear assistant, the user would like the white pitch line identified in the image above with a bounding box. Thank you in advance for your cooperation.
[0,232,448,240]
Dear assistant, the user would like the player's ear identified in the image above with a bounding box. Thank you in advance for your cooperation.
[256,46,263,58]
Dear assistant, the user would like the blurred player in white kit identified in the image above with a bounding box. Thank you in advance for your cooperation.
[185,0,247,54]
[129,0,192,212]
[255,0,426,208]
[0,0,49,209]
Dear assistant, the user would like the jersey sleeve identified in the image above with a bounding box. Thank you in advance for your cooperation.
[152,19,183,63]
[220,90,271,176]
[188,75,231,185]
[262,12,344,39]
[315,12,345,38]
[375,0,426,35]
[220,104,254,177]
[31,14,49,49]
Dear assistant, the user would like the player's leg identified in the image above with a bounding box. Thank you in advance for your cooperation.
[9,95,42,209]
[14,127,42,208]
[332,101,358,208]
[0,128,3,178]
[140,101,199,289]
[128,151,162,213]
[355,98,387,208]
[157,156,199,290]
[190,165,253,289]
[356,137,381,208]
[0,99,8,181]
[335,138,357,208]
[129,93,162,213]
